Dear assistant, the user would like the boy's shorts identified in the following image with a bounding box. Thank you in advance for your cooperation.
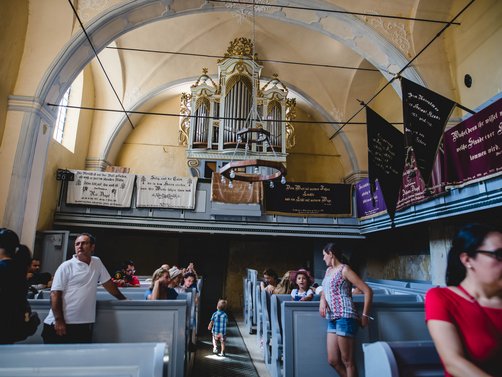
[213,333,226,341]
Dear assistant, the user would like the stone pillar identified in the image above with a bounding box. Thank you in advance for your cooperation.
[428,223,455,286]
[2,96,55,247]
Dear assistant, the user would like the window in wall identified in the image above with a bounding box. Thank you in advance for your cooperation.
[53,88,70,143]
[52,71,83,152]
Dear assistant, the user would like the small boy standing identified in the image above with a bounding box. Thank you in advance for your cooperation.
[208,299,228,357]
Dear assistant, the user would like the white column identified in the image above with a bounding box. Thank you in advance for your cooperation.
[3,96,55,247]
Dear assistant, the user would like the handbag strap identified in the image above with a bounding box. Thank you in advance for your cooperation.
[457,284,502,342]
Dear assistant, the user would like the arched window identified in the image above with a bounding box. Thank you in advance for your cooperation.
[53,88,70,143]
[52,72,83,151]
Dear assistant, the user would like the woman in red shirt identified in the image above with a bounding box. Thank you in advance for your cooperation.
[426,224,502,377]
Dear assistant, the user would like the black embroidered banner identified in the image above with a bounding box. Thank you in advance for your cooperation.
[264,182,352,216]
[366,107,406,223]
[401,77,455,185]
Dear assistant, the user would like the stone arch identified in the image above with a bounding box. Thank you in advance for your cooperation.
[6,0,424,238]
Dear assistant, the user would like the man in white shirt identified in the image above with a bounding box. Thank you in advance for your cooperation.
[42,233,126,343]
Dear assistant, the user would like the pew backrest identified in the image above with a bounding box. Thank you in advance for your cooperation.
[279,300,430,377]
[93,300,186,377]
[0,342,165,377]
[367,278,410,288]
[354,294,421,303]
[248,269,258,328]
[256,285,264,342]
[23,299,187,377]
[363,341,442,377]
[97,290,147,300]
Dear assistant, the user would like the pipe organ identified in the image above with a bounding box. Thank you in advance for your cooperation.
[180,38,296,178]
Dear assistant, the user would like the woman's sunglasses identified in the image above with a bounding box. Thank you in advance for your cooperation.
[476,249,502,261]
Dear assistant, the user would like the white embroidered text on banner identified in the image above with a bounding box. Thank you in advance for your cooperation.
[136,175,197,209]
[66,170,135,207]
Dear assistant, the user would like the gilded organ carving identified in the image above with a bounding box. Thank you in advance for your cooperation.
[180,38,296,169]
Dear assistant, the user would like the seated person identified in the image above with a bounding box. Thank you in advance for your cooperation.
[146,267,178,300]
[168,266,183,289]
[260,268,279,294]
[26,258,52,289]
[183,262,198,285]
[290,268,314,301]
[273,270,294,294]
[112,260,140,287]
[176,271,197,293]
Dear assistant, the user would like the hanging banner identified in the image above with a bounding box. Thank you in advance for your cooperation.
[402,77,456,185]
[66,170,135,207]
[443,97,502,186]
[355,178,387,219]
[264,182,352,216]
[397,149,445,210]
[211,173,263,204]
[366,107,406,222]
[136,175,197,209]
[356,152,446,219]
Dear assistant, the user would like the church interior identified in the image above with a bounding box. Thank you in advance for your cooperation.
[1,1,501,375]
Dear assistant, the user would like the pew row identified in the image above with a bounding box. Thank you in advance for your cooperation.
[40,288,198,346]
[21,299,187,377]
[0,342,165,377]
[244,268,258,334]
[363,341,442,377]
[269,295,430,377]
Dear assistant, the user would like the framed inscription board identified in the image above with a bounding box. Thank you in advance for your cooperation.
[264,182,352,216]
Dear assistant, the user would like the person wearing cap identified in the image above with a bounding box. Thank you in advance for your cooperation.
[290,269,314,301]
[319,242,373,377]
[168,266,183,288]
[148,267,178,300]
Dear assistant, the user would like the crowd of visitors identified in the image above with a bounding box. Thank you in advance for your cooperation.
[2,223,500,377]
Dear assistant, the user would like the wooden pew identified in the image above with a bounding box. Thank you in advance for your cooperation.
[366,278,410,288]
[363,341,442,377]
[21,299,187,377]
[366,283,427,301]
[259,289,272,363]
[0,342,165,377]
[94,300,186,377]
[274,297,429,377]
[268,294,320,377]
[269,294,291,377]
[244,268,258,334]
[96,290,147,300]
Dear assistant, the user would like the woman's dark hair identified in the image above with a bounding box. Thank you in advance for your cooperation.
[183,271,196,280]
[446,223,498,286]
[16,244,32,271]
[263,268,279,281]
[0,228,20,258]
[323,242,348,265]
